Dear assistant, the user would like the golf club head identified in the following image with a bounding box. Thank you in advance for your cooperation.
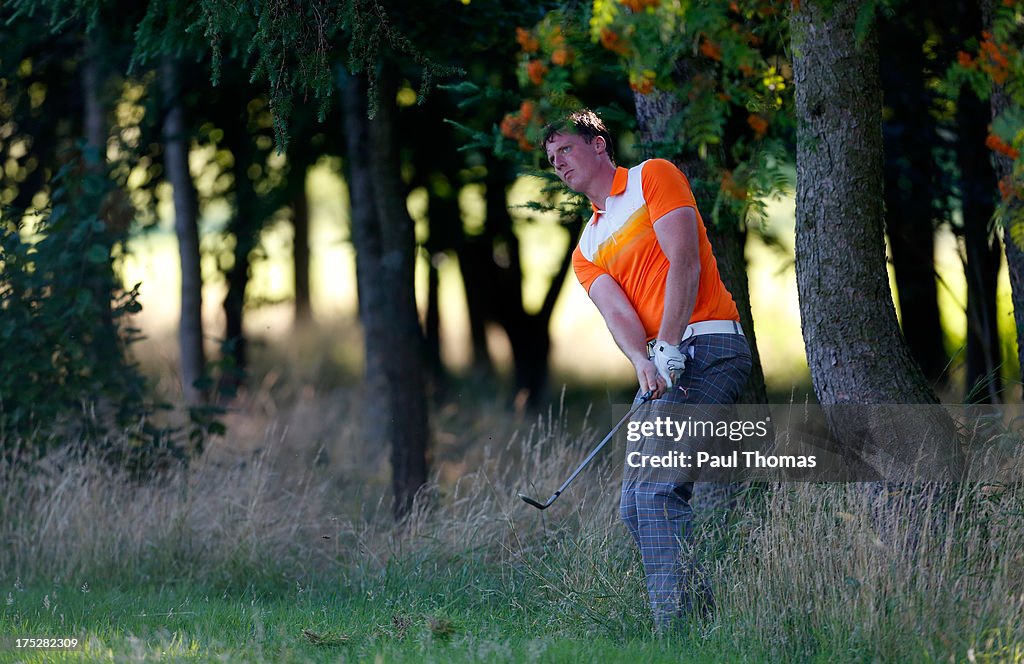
[518,491,553,510]
[518,393,651,514]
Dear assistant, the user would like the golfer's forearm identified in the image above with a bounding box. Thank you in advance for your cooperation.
[656,260,699,343]
[589,275,650,367]
[604,308,651,368]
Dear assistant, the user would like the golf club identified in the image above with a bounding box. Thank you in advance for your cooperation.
[518,390,654,510]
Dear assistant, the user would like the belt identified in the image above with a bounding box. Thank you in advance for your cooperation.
[647,320,744,356]
[681,319,744,340]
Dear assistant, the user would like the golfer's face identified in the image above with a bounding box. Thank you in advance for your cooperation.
[545,132,602,192]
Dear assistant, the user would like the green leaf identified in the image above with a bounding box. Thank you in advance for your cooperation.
[86,244,109,264]
[75,289,93,308]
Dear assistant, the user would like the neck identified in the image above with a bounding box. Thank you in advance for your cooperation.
[584,161,618,210]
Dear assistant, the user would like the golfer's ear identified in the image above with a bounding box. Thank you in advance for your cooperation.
[593,136,607,155]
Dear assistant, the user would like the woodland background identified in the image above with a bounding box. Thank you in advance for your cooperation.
[1,2,1023,660]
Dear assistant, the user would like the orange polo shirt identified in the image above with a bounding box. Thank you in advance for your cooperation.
[571,159,739,340]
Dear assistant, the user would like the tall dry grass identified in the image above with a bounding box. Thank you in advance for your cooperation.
[2,384,1023,659]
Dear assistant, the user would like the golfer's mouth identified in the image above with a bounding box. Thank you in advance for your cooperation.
[562,169,573,182]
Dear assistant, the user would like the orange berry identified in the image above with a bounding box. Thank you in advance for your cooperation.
[516,27,539,54]
[527,60,548,86]
[500,114,521,140]
[600,28,631,56]
[747,114,768,138]
[986,134,1020,159]
[999,177,1012,200]
[519,100,535,121]
[700,39,722,62]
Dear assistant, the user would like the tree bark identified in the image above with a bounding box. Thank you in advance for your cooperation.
[792,0,959,478]
[879,10,949,387]
[633,89,769,405]
[982,0,1024,398]
[957,84,1002,403]
[161,56,207,407]
[342,68,430,519]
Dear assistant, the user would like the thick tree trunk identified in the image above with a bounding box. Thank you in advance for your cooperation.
[982,0,1024,398]
[160,56,207,407]
[879,11,948,387]
[342,69,429,519]
[633,89,768,405]
[792,0,959,478]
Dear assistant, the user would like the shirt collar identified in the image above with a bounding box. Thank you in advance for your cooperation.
[590,166,629,219]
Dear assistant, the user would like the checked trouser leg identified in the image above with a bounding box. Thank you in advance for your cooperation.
[620,333,751,629]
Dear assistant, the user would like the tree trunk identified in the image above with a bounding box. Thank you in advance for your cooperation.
[957,83,1002,403]
[342,68,429,519]
[79,32,123,403]
[292,169,312,326]
[457,156,573,410]
[424,246,445,397]
[220,117,261,392]
[424,184,460,396]
[982,0,1024,398]
[161,56,207,408]
[456,238,497,379]
[879,11,949,387]
[792,0,959,478]
[633,89,769,405]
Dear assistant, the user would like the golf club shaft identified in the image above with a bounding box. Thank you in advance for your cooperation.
[522,391,652,508]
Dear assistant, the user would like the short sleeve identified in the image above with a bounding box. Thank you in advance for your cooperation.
[641,159,696,222]
[572,245,607,294]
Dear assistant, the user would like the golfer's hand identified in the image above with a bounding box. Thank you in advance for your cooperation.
[634,358,667,399]
[652,339,687,389]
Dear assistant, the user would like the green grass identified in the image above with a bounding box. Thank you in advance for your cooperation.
[0,547,719,664]
[3,392,1024,663]
[0,557,883,664]
[4,488,1023,664]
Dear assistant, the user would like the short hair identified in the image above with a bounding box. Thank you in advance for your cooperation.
[543,108,615,164]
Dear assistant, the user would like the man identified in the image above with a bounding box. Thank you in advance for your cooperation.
[544,109,751,629]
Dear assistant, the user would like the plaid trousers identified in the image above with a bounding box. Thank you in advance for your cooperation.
[620,333,751,629]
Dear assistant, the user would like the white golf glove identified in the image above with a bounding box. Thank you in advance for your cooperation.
[652,339,687,389]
